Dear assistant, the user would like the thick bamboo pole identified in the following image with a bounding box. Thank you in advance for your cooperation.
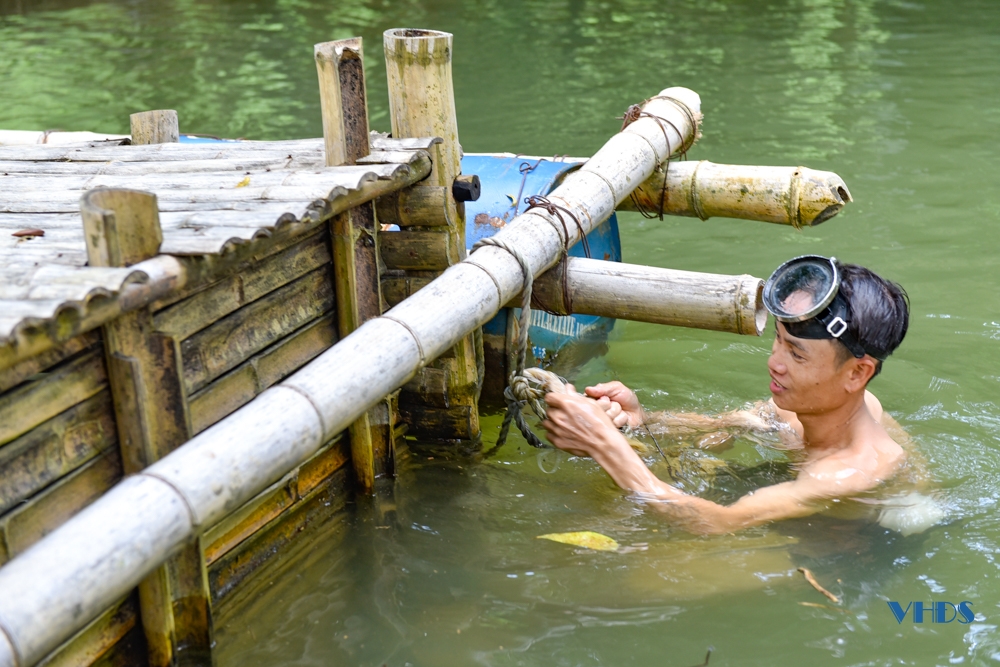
[617,161,852,227]
[316,37,394,492]
[0,87,699,667]
[383,28,482,440]
[532,257,765,336]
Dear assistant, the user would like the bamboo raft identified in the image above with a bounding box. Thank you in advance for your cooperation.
[0,29,851,667]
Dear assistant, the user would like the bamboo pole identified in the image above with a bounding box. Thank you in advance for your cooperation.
[129,111,179,145]
[383,28,482,440]
[0,87,700,667]
[617,161,852,227]
[316,37,394,492]
[532,257,765,335]
[82,189,213,667]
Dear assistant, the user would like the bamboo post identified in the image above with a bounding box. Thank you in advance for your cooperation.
[129,110,179,145]
[383,28,482,441]
[81,188,212,667]
[531,257,766,335]
[316,37,395,492]
[617,161,852,227]
[0,87,700,667]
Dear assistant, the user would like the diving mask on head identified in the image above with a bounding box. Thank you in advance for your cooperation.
[763,255,882,360]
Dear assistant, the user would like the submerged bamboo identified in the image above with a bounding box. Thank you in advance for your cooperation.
[617,161,852,227]
[532,258,765,335]
[0,86,701,667]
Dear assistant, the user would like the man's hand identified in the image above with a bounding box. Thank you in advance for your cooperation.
[585,381,644,429]
[543,388,675,498]
[542,388,624,458]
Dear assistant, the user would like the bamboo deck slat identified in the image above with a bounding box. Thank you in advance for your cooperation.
[207,448,350,603]
[0,390,117,516]
[188,312,337,435]
[180,266,335,393]
[0,448,122,563]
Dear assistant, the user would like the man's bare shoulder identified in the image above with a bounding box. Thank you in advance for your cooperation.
[864,390,884,421]
[798,428,906,498]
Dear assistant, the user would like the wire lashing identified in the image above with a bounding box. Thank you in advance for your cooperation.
[512,159,543,217]
[523,195,592,259]
[619,95,702,220]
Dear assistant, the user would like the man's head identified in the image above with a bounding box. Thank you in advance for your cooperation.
[767,261,909,414]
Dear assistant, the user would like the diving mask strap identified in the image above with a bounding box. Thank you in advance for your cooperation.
[782,293,881,360]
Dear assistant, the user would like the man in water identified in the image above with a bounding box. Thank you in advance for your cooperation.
[541,257,926,535]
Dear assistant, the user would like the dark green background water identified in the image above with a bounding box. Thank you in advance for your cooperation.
[3,0,1000,665]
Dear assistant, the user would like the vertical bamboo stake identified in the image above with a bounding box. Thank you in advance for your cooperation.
[383,28,482,440]
[129,110,179,145]
[316,38,395,491]
[81,188,212,667]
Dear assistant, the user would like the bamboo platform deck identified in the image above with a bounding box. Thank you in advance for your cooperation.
[0,135,432,363]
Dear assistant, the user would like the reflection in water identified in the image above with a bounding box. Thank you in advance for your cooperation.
[4,0,1000,664]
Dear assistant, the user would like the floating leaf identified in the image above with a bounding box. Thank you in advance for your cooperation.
[235,176,251,188]
[537,531,619,552]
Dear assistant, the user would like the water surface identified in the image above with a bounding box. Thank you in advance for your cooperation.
[3,0,999,664]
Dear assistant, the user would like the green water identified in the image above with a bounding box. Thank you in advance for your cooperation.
[3,0,1000,664]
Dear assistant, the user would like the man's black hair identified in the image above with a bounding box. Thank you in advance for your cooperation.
[833,261,909,377]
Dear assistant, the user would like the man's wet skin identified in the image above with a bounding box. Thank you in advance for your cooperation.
[540,322,939,536]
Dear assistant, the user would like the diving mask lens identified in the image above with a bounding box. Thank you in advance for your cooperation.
[763,255,839,322]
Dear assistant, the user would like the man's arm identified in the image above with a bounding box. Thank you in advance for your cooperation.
[635,478,833,535]
[586,381,777,451]
[542,391,846,535]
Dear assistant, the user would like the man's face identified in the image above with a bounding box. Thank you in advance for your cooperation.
[767,321,850,415]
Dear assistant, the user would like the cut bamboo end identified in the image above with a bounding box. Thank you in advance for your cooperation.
[797,167,852,226]
[382,28,460,184]
[81,188,163,267]
[315,37,369,167]
[383,28,453,64]
[738,275,768,336]
[619,161,852,227]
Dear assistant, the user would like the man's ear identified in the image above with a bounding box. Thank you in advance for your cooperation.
[845,356,877,392]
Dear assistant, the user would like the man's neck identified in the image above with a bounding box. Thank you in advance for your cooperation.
[797,393,871,456]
